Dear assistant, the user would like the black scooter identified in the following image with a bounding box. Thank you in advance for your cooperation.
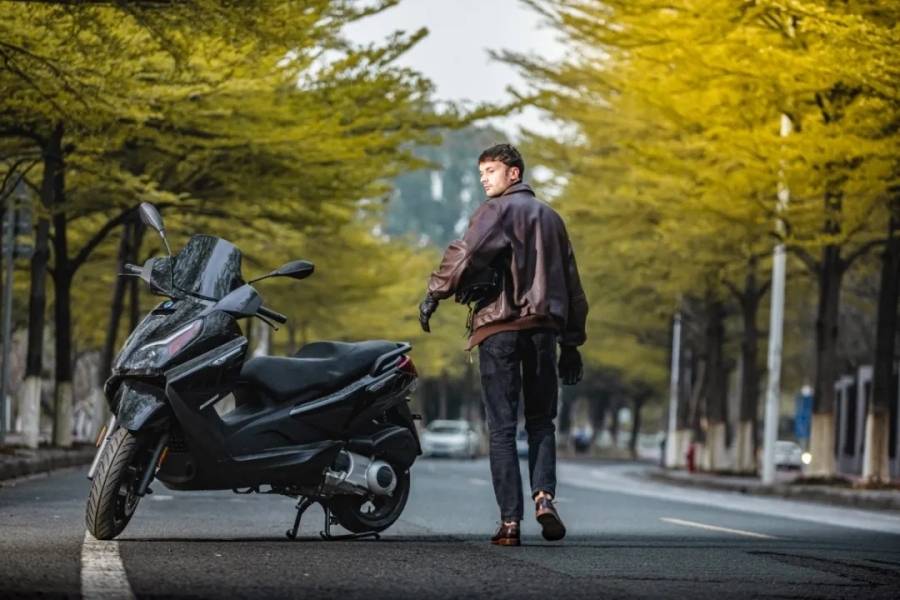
[85,203,421,541]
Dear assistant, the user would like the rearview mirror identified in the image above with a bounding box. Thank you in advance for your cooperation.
[138,202,172,256]
[139,202,165,233]
[249,260,315,284]
[273,260,315,280]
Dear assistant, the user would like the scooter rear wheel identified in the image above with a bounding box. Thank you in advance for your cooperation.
[329,468,410,534]
[85,428,143,540]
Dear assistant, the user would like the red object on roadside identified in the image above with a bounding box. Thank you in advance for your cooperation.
[686,442,696,473]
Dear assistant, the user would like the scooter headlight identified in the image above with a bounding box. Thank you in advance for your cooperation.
[138,320,203,363]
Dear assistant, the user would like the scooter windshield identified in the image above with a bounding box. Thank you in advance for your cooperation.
[173,235,244,300]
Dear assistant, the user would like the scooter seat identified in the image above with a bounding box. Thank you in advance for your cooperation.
[239,340,402,402]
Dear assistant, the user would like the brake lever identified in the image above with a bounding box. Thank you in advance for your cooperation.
[255,314,279,331]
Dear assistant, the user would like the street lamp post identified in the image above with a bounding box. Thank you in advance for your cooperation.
[761,113,793,485]
[665,312,682,468]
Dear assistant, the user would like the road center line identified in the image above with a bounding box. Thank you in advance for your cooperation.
[81,531,136,599]
[660,517,778,540]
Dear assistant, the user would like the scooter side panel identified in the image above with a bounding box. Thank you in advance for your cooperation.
[117,381,171,432]
[288,370,416,436]
[164,337,248,460]
[157,439,341,490]
[347,425,418,469]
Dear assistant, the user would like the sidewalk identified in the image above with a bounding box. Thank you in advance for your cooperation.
[0,441,96,483]
[648,467,900,512]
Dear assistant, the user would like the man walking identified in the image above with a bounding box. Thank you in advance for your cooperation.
[419,144,588,546]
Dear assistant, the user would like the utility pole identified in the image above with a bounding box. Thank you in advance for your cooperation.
[665,312,682,468]
[1,199,14,444]
[762,113,792,485]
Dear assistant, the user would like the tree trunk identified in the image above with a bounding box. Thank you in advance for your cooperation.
[589,391,608,452]
[702,299,728,471]
[21,216,49,449]
[21,125,66,449]
[52,211,74,448]
[438,370,448,420]
[670,345,693,468]
[100,222,132,384]
[629,393,644,460]
[688,351,707,447]
[863,214,899,482]
[737,262,764,473]
[810,243,843,477]
[252,318,271,357]
[608,400,621,447]
[286,321,297,354]
[128,224,145,331]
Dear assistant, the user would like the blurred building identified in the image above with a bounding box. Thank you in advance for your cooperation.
[833,362,900,479]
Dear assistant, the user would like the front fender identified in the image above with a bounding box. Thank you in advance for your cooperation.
[116,381,171,432]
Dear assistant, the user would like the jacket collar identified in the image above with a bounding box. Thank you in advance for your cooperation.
[499,181,534,197]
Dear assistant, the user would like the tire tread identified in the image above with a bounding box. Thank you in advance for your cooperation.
[85,428,139,540]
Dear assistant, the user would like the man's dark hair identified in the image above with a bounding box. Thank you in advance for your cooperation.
[478,143,525,181]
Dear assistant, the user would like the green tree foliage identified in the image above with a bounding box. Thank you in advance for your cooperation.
[507,0,897,470]
[0,0,489,444]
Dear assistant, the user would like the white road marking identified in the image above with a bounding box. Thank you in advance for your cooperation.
[660,517,777,539]
[556,463,900,536]
[467,478,490,486]
[150,494,174,501]
[81,531,135,599]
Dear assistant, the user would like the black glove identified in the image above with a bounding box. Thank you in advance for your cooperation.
[419,294,438,333]
[558,346,583,385]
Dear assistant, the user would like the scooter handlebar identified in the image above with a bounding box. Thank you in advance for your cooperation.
[258,305,287,324]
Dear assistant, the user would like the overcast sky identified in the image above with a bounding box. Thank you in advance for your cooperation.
[343,0,566,138]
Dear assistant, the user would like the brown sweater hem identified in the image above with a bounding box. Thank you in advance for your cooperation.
[466,315,560,350]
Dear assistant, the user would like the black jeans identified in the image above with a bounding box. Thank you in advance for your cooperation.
[478,328,558,522]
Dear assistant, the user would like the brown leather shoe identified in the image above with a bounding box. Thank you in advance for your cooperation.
[490,521,521,546]
[535,496,566,541]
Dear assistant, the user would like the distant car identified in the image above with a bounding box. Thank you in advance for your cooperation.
[774,440,804,470]
[421,420,481,458]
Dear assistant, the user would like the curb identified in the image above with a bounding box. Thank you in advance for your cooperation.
[645,470,900,513]
[0,447,96,483]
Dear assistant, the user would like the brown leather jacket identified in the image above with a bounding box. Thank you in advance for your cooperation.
[427,182,588,348]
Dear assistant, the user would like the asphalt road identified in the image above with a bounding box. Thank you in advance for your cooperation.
[2,458,900,599]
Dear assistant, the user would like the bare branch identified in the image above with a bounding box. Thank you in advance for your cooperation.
[0,158,39,203]
[722,278,742,303]
[787,245,820,275]
[842,238,888,271]
[0,125,46,146]
[70,206,137,273]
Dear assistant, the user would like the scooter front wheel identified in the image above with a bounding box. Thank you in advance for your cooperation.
[329,468,411,534]
[85,428,143,540]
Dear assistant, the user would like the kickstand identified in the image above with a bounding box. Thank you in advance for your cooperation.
[319,504,380,542]
[285,497,315,540]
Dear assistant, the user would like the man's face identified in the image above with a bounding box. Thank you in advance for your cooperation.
[479,160,520,198]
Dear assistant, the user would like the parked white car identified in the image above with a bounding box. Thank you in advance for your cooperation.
[774,440,804,470]
[421,420,481,458]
